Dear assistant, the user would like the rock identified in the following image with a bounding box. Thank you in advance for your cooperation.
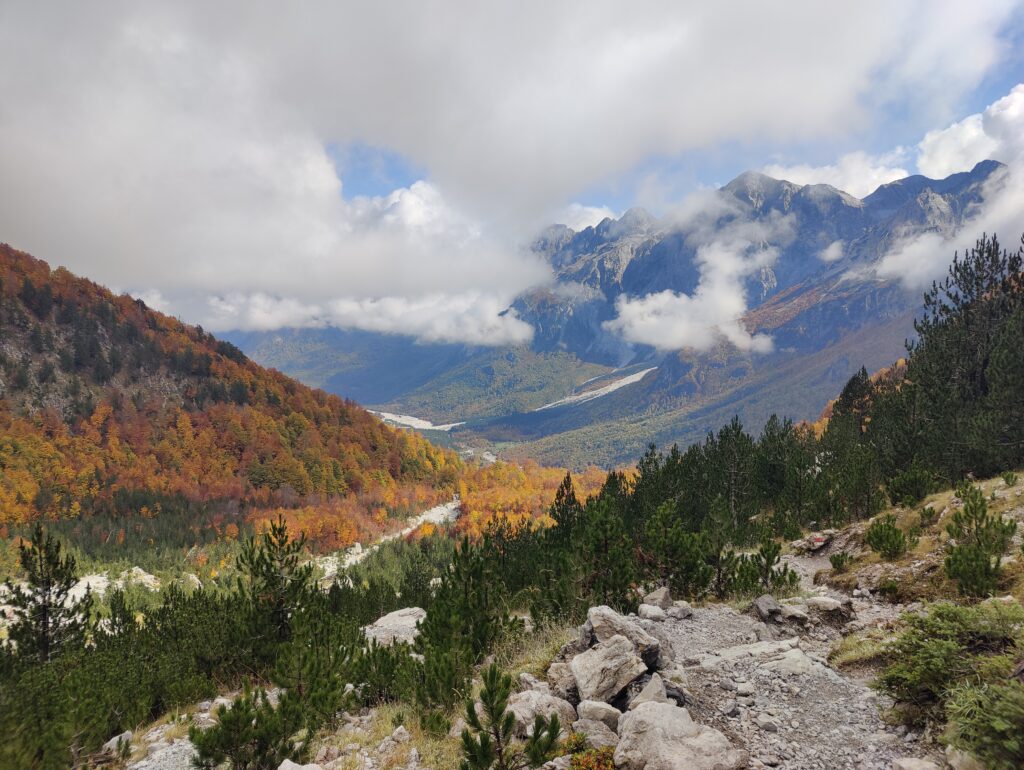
[628,673,668,709]
[638,603,667,621]
[362,607,425,646]
[519,672,550,692]
[760,647,821,676]
[945,746,985,770]
[449,717,467,738]
[779,603,809,624]
[720,699,738,717]
[753,595,783,622]
[667,601,693,620]
[102,730,133,754]
[615,702,746,770]
[507,690,577,737]
[391,725,411,743]
[643,586,673,609]
[571,634,648,703]
[755,713,779,732]
[278,761,324,770]
[892,760,940,770]
[571,719,619,749]
[577,700,622,731]
[699,637,799,668]
[546,661,578,701]
[735,681,755,696]
[541,758,572,770]
[587,606,661,667]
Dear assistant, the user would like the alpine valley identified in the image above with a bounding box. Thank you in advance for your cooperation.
[229,160,1006,468]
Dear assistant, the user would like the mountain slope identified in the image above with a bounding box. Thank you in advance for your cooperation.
[0,244,456,526]
[232,161,1004,467]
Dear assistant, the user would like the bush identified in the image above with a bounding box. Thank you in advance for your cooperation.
[876,600,1024,725]
[830,552,853,573]
[919,506,938,527]
[945,484,1017,597]
[1002,471,1018,487]
[865,515,908,560]
[190,686,304,770]
[946,680,1024,770]
[887,463,936,506]
[570,747,616,770]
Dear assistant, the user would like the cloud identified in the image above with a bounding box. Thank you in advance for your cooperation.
[819,241,845,262]
[0,2,1020,342]
[604,209,791,352]
[557,204,618,231]
[762,150,910,197]
[876,84,1024,289]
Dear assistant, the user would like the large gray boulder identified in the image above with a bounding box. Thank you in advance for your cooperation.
[571,634,648,703]
[577,700,622,731]
[643,586,672,609]
[628,673,668,710]
[361,607,425,646]
[546,661,578,702]
[571,719,619,749]
[615,701,746,770]
[587,606,661,667]
[506,690,577,737]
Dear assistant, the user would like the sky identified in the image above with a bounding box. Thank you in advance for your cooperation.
[0,2,1023,347]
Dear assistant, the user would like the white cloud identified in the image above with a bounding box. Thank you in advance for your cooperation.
[0,2,1019,341]
[876,84,1024,289]
[819,241,845,262]
[762,150,910,197]
[604,211,791,352]
[557,204,618,231]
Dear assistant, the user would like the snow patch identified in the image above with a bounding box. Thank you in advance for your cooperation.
[370,411,464,431]
[534,368,657,411]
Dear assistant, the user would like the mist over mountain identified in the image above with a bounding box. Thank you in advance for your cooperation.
[231,160,1004,467]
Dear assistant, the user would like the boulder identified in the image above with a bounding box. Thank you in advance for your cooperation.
[615,701,746,770]
[571,634,648,703]
[361,607,425,646]
[577,700,622,731]
[893,760,940,770]
[588,606,661,667]
[278,761,323,770]
[638,603,667,621]
[643,586,672,609]
[667,601,693,620]
[519,672,550,693]
[628,673,668,710]
[101,730,132,755]
[753,595,782,622]
[571,719,619,749]
[541,758,573,770]
[760,647,821,676]
[546,661,578,702]
[506,690,577,737]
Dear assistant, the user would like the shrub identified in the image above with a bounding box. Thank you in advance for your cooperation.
[570,747,616,770]
[945,484,1017,597]
[830,552,853,573]
[865,515,908,560]
[946,680,1024,770]
[751,539,799,594]
[887,463,936,506]
[1002,471,1018,487]
[919,506,938,527]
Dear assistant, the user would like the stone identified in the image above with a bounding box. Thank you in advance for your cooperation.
[643,586,673,609]
[571,634,648,703]
[628,673,668,709]
[102,730,133,755]
[541,757,572,770]
[736,681,755,696]
[946,746,985,770]
[753,595,783,622]
[638,603,667,621]
[546,661,578,702]
[506,690,577,737]
[892,760,940,770]
[278,761,324,770]
[615,702,746,770]
[519,672,550,692]
[720,699,738,717]
[361,607,425,646]
[667,601,693,620]
[391,725,411,743]
[577,700,622,731]
[779,603,809,624]
[755,713,779,732]
[571,719,619,749]
[587,606,661,667]
[760,647,821,676]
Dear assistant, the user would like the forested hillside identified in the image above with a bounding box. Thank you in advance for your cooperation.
[0,243,457,544]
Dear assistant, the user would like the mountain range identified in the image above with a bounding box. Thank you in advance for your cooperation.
[229,160,1005,468]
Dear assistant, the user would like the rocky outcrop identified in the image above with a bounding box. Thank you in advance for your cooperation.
[615,701,746,770]
[361,607,425,646]
[586,605,661,667]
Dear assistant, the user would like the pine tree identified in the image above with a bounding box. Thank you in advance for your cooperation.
[581,497,635,610]
[644,502,711,598]
[460,663,560,770]
[945,484,1017,596]
[4,523,92,664]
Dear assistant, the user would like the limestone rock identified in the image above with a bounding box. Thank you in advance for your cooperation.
[507,690,577,737]
[643,586,673,609]
[278,761,324,770]
[615,701,746,770]
[628,673,668,710]
[753,595,782,622]
[361,607,425,646]
[546,661,578,702]
[638,603,667,621]
[102,730,133,755]
[571,634,648,702]
[667,601,693,620]
[892,760,940,770]
[588,606,661,667]
[577,700,622,731]
[571,718,619,749]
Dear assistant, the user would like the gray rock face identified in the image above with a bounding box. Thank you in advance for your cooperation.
[571,718,619,749]
[570,634,648,703]
[361,607,425,646]
[643,586,672,609]
[753,595,783,622]
[587,606,661,667]
[546,661,578,702]
[614,701,746,770]
[577,700,622,731]
[506,690,577,737]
